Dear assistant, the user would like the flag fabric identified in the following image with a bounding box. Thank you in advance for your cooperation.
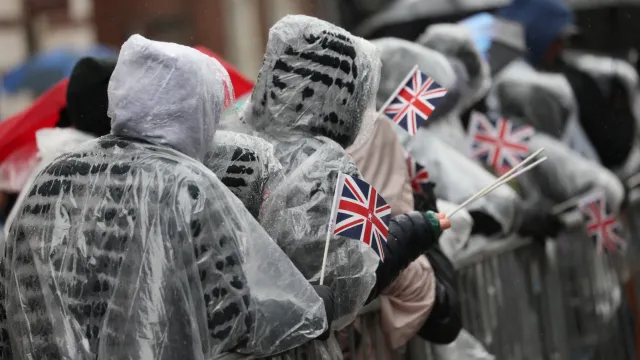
[330,172,391,261]
[381,65,448,136]
[405,151,430,193]
[468,111,534,175]
[577,192,626,253]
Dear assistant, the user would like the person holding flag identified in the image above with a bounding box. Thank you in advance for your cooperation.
[233,17,452,359]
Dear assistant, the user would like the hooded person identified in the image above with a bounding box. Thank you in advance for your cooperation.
[2,56,117,242]
[240,15,449,333]
[373,37,521,237]
[0,35,332,360]
[484,26,626,227]
[342,118,464,359]
[497,0,576,71]
[561,50,640,183]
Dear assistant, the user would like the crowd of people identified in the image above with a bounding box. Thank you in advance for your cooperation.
[0,0,637,358]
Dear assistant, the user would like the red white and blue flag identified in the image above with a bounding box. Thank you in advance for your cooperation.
[468,111,534,175]
[381,65,448,136]
[405,151,430,193]
[577,192,626,253]
[329,173,391,261]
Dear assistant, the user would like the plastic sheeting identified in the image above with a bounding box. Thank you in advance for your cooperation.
[373,37,522,233]
[489,59,577,138]
[241,15,380,330]
[1,35,327,359]
[515,130,625,214]
[3,128,95,241]
[417,23,492,112]
[562,50,640,180]
[205,131,281,219]
[435,200,473,259]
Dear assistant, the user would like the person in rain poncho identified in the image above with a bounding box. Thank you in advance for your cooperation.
[483,6,626,224]
[373,37,521,238]
[239,15,450,329]
[562,50,640,183]
[3,56,117,241]
[340,117,463,359]
[0,35,332,360]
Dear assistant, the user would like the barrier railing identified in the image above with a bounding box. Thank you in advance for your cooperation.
[221,208,637,360]
[341,209,636,360]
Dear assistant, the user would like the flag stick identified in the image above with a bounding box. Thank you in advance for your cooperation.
[320,173,344,285]
[374,65,420,120]
[447,157,547,218]
[446,149,545,218]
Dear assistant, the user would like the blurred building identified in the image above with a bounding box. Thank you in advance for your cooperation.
[0,0,333,119]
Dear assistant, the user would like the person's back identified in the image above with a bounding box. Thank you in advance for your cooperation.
[2,136,253,358]
[0,34,328,360]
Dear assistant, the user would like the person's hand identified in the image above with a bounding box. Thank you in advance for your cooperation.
[435,212,451,231]
[425,211,451,238]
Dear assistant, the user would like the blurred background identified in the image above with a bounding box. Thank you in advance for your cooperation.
[2,0,640,119]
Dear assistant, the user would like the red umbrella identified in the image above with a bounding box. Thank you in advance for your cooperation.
[0,79,68,164]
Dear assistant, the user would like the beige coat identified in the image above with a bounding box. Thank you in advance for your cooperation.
[344,118,436,359]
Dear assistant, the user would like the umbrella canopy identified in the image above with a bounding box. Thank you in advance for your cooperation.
[1,45,116,96]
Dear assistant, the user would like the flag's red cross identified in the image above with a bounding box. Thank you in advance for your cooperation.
[470,113,533,174]
[384,70,447,136]
[584,199,624,253]
[334,177,391,261]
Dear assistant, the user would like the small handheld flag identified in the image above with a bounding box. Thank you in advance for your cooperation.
[405,151,431,193]
[378,65,448,136]
[319,172,391,284]
[468,111,534,175]
[577,192,626,253]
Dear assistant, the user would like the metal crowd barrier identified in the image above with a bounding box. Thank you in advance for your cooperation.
[219,208,639,360]
[340,208,637,360]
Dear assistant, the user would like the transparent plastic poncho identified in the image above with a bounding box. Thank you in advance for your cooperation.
[562,49,640,180]
[489,59,577,139]
[0,34,327,360]
[511,125,626,214]
[373,38,522,234]
[240,15,381,330]
[490,59,626,212]
[417,23,492,112]
[205,131,282,219]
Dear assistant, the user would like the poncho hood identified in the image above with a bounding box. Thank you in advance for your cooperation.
[418,23,491,111]
[243,15,381,149]
[108,34,233,161]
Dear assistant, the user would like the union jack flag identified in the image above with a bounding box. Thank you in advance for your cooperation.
[381,65,448,136]
[468,111,534,175]
[405,151,430,193]
[330,173,391,261]
[577,192,626,253]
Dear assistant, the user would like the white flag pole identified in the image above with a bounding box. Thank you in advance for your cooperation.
[446,148,545,218]
[447,156,547,218]
[374,65,419,120]
[320,172,345,285]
